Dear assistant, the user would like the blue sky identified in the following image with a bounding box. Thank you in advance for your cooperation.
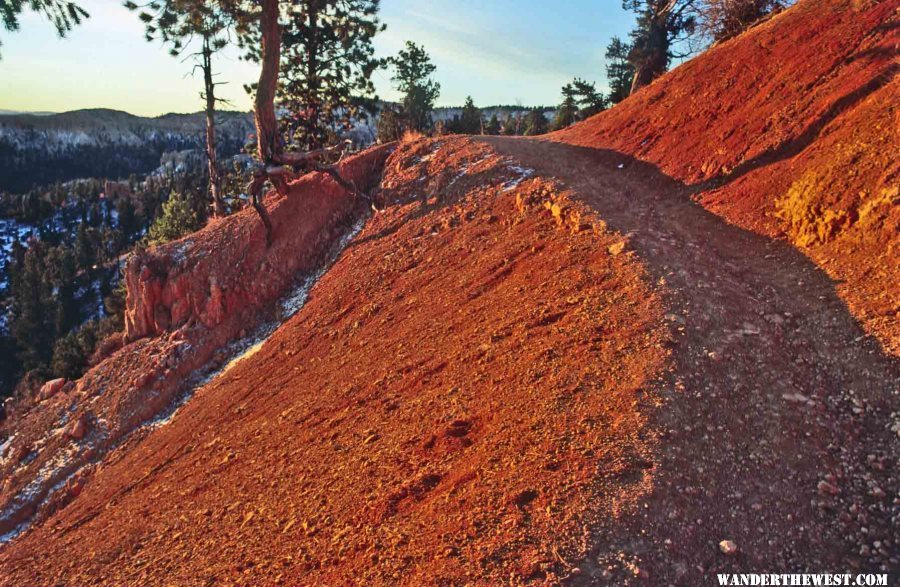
[0,0,637,116]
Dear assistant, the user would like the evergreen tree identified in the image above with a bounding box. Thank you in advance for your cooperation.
[242,0,384,152]
[571,78,607,118]
[0,335,19,399]
[9,243,57,371]
[624,0,697,93]
[523,108,549,136]
[484,113,501,135]
[227,0,384,243]
[605,36,634,104]
[125,0,234,217]
[698,0,781,42]
[116,197,138,240]
[376,105,404,143]
[0,0,88,57]
[50,326,93,380]
[457,96,482,135]
[75,223,94,270]
[389,41,440,133]
[145,192,203,246]
[553,84,579,130]
[501,113,519,136]
[48,245,79,336]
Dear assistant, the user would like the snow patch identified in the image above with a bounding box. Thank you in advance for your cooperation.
[145,214,367,432]
[502,163,535,191]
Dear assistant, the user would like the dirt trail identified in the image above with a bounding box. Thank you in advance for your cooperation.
[484,137,898,582]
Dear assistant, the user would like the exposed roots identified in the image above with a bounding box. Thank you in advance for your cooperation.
[245,143,378,246]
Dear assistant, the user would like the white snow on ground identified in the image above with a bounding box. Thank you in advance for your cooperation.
[146,214,368,431]
[0,444,82,544]
[502,162,535,191]
[169,239,194,265]
[0,434,15,466]
[446,154,495,190]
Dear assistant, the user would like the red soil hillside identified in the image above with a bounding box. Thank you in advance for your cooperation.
[0,137,670,585]
[0,1,897,584]
[554,0,899,353]
[0,146,390,541]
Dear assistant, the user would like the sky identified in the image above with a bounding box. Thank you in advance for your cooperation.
[0,0,638,116]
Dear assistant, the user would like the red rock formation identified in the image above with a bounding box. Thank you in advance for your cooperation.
[124,145,392,341]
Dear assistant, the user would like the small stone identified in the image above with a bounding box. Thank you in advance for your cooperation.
[607,241,626,256]
[39,378,66,401]
[817,480,839,496]
[719,540,738,555]
[66,415,87,440]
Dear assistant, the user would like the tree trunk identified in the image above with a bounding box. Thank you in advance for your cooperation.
[203,35,225,218]
[255,0,282,165]
[629,10,671,94]
[246,0,283,246]
[306,4,320,149]
[247,0,373,246]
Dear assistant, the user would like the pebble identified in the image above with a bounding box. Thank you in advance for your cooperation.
[817,480,839,496]
[719,540,738,555]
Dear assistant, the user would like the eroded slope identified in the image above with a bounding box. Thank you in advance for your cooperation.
[0,137,667,585]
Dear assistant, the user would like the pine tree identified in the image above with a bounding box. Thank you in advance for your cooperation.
[571,78,607,118]
[523,108,549,136]
[75,223,94,270]
[553,84,579,130]
[605,36,634,104]
[376,105,404,143]
[145,192,203,247]
[125,0,233,217]
[48,245,79,336]
[484,113,501,135]
[624,0,697,93]
[9,243,57,371]
[272,0,384,151]
[390,41,440,133]
[0,0,88,57]
[501,113,519,136]
[229,0,381,243]
[116,197,138,240]
[458,96,482,135]
[698,0,781,42]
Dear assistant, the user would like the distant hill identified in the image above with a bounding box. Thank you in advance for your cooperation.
[0,110,54,116]
[0,103,558,193]
[0,109,255,193]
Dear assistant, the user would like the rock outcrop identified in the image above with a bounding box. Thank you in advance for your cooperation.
[124,145,392,341]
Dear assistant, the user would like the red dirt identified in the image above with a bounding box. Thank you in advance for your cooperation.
[1,0,897,584]
[554,0,899,353]
[0,137,669,584]
[483,136,898,583]
[0,146,390,539]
